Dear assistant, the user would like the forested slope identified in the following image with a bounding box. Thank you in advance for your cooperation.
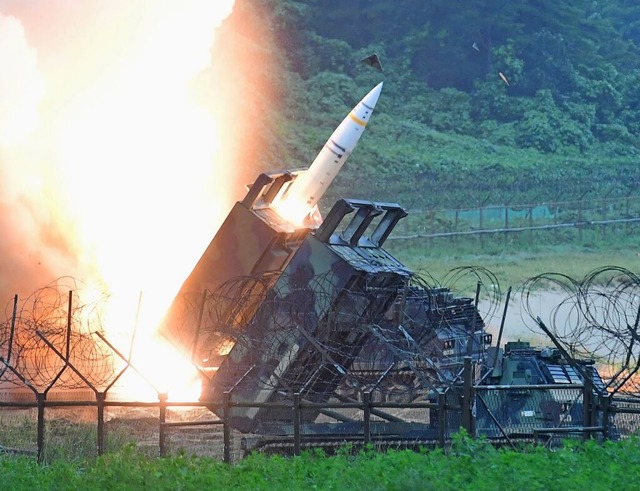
[215,0,640,210]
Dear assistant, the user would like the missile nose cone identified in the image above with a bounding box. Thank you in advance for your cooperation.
[361,82,383,110]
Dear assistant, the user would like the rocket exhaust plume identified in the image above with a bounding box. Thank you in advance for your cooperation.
[0,1,237,400]
[274,82,383,225]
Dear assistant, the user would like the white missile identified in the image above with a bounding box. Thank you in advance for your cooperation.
[277,82,383,224]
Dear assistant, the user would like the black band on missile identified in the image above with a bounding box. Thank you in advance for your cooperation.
[361,101,374,111]
[325,146,343,158]
[325,139,345,158]
[329,139,346,153]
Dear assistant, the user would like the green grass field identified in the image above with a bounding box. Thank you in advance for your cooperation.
[387,236,640,296]
[2,435,639,490]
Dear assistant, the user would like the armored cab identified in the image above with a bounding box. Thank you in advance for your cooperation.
[483,341,605,387]
[475,341,611,439]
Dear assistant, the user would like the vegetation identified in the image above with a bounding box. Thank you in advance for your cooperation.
[0,414,140,464]
[390,246,639,296]
[2,434,640,490]
[4,5,640,487]
[203,0,640,289]
[216,0,640,213]
[387,229,640,294]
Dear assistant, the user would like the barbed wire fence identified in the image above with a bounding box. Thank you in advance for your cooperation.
[517,266,640,396]
[1,278,114,392]
[390,194,640,247]
[1,266,640,461]
[196,269,498,403]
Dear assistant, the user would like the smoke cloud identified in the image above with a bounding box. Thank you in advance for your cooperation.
[0,1,236,308]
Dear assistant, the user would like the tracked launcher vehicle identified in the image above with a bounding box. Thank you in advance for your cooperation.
[203,197,414,433]
[158,169,619,452]
[157,171,493,445]
[154,79,613,450]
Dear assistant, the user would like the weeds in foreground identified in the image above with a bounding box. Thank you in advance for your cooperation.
[2,434,640,490]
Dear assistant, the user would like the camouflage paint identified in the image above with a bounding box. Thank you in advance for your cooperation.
[157,173,311,360]
[205,201,412,432]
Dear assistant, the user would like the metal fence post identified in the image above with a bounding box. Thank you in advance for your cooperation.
[36,392,45,463]
[97,392,105,455]
[582,370,593,441]
[438,391,446,447]
[159,393,168,456]
[504,204,509,245]
[602,393,610,440]
[363,391,371,445]
[462,357,473,436]
[478,206,484,250]
[578,199,584,242]
[625,195,630,236]
[453,208,459,245]
[293,392,301,456]
[223,391,231,464]
[553,200,559,241]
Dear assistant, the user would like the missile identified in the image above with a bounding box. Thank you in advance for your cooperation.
[276,82,383,224]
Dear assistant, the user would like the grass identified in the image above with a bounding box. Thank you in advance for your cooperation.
[2,434,640,490]
[0,412,137,464]
[387,233,640,296]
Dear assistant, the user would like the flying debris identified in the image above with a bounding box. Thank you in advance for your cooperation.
[361,53,383,72]
[472,42,480,51]
[499,71,510,86]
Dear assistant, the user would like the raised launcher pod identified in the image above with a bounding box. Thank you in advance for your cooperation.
[203,199,412,433]
[157,171,314,360]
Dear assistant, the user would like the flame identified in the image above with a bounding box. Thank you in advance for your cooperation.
[273,179,324,228]
[273,200,313,227]
[0,1,237,401]
[0,15,42,146]
[110,334,204,403]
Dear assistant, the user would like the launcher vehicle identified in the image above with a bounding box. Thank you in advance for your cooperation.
[157,167,492,439]
[157,82,608,443]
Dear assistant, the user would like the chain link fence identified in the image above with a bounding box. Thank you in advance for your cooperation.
[2,364,640,463]
[391,195,640,247]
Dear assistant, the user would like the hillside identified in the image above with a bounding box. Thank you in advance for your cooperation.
[213,0,640,211]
